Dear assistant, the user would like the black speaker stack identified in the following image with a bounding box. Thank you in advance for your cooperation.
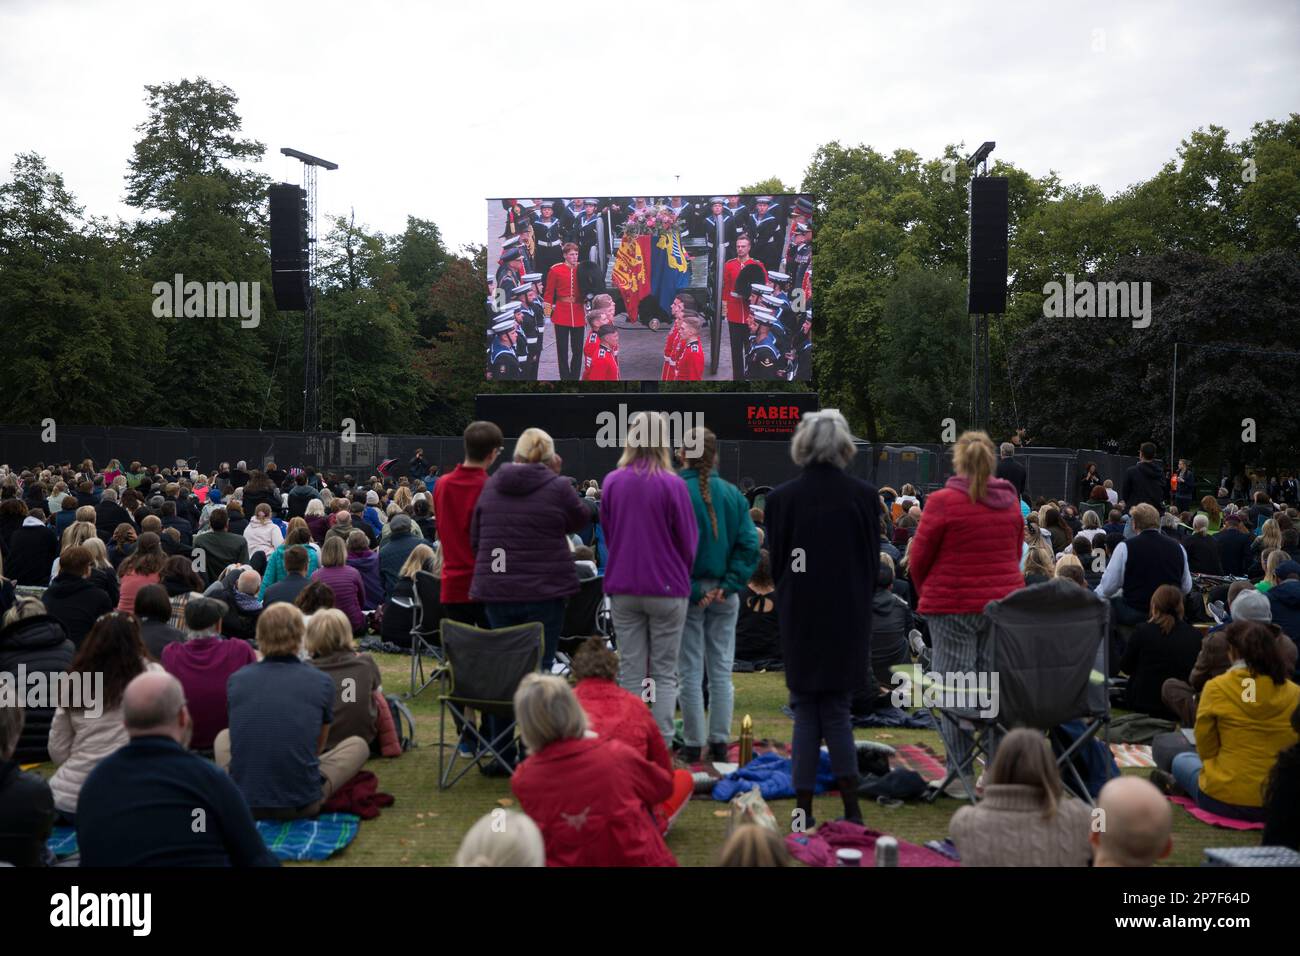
[269,183,309,311]
[967,176,1009,314]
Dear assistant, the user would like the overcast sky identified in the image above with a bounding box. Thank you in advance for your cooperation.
[2,0,1296,251]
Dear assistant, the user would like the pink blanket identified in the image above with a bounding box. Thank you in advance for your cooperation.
[1168,795,1264,831]
[786,820,959,867]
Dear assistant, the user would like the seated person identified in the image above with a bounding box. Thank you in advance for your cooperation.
[1263,704,1300,850]
[160,596,258,753]
[1119,584,1204,719]
[263,545,312,607]
[454,810,545,867]
[48,612,162,823]
[0,703,55,866]
[134,583,186,659]
[311,536,367,635]
[950,729,1093,867]
[569,637,693,833]
[734,550,780,668]
[306,608,383,752]
[1160,589,1296,726]
[380,544,437,649]
[1089,776,1173,867]
[76,672,278,867]
[510,673,676,867]
[1166,620,1300,822]
[41,545,112,648]
[855,561,913,715]
[217,604,369,819]
[345,531,384,611]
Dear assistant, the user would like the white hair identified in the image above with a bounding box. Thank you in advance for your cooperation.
[455,811,545,867]
[1193,513,1209,533]
[790,409,857,470]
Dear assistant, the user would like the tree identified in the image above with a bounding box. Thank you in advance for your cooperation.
[0,153,161,425]
[1011,250,1300,477]
[738,176,794,195]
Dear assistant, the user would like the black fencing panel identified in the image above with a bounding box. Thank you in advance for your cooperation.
[0,424,1141,504]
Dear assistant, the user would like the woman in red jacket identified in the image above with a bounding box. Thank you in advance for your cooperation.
[510,674,676,867]
[906,430,1024,790]
[570,637,694,833]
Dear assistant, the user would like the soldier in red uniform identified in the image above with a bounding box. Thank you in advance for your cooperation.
[583,324,620,381]
[660,292,695,381]
[674,312,705,381]
[584,293,616,366]
[721,236,767,381]
[543,242,586,380]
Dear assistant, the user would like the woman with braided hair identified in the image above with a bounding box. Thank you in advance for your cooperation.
[674,428,760,763]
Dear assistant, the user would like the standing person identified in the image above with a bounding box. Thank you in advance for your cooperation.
[1122,442,1168,515]
[1080,462,1103,502]
[582,324,620,381]
[675,428,760,763]
[599,411,698,747]
[409,448,427,483]
[721,237,766,381]
[906,430,1025,791]
[469,428,590,673]
[763,410,880,828]
[531,200,565,278]
[542,243,585,380]
[673,313,705,381]
[1174,459,1196,513]
[995,442,1027,501]
[434,421,503,628]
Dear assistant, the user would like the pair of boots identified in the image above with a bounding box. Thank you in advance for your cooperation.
[795,777,862,832]
[678,741,729,764]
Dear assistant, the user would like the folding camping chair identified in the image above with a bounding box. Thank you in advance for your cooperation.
[923,578,1111,806]
[437,619,544,790]
[555,574,607,674]
[407,569,444,700]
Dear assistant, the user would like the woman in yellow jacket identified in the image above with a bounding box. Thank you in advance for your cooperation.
[1171,620,1300,822]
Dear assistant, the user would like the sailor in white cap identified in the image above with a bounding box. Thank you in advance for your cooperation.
[510,280,544,380]
[532,200,566,277]
[487,305,524,381]
[747,196,783,270]
[746,308,784,379]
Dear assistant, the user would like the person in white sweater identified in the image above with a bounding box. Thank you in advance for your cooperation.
[47,612,163,820]
[949,729,1094,867]
[242,503,284,559]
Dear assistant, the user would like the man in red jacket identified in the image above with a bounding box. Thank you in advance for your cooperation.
[542,243,585,379]
[582,325,620,381]
[721,235,766,380]
[433,421,502,626]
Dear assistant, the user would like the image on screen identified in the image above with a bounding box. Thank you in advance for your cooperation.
[485,195,813,383]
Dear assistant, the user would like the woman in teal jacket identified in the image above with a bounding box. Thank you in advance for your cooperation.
[675,428,760,763]
[258,523,320,600]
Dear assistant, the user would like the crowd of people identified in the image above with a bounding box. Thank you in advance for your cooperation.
[1,421,1298,868]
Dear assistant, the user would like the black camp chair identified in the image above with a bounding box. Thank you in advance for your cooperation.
[555,574,607,672]
[407,569,444,699]
[923,578,1111,806]
[437,620,543,790]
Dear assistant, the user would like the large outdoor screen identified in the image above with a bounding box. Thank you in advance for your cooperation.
[485,195,813,383]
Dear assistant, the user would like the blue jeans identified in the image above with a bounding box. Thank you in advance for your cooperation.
[485,598,565,672]
[677,580,740,747]
[1170,752,1268,823]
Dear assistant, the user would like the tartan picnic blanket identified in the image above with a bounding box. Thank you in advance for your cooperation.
[47,826,78,859]
[891,743,947,782]
[48,813,363,862]
[257,813,361,860]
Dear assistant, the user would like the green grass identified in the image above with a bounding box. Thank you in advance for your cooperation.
[295,656,1260,866]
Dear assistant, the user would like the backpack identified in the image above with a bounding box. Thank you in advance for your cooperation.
[374,690,416,756]
[387,694,416,752]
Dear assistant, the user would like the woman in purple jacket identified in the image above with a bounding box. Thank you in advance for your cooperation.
[470,428,591,672]
[311,536,367,634]
[600,411,698,746]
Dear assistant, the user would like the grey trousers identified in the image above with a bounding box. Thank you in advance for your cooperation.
[611,593,689,745]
